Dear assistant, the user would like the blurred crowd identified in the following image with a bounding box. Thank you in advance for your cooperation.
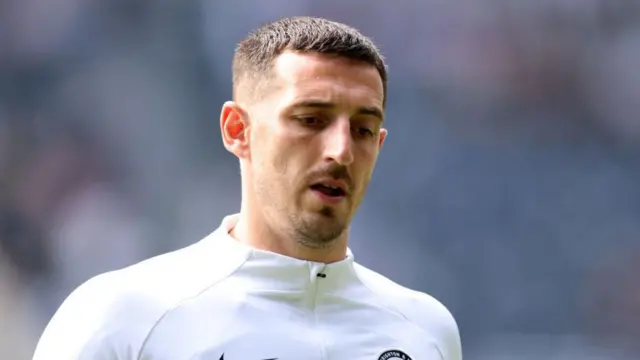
[2,1,640,359]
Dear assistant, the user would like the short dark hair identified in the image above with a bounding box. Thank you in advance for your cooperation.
[233,16,387,104]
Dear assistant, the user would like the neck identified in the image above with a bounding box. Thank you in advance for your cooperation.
[231,208,349,264]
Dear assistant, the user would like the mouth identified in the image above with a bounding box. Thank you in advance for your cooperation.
[310,181,347,200]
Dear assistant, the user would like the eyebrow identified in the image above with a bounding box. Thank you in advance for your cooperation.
[289,100,384,122]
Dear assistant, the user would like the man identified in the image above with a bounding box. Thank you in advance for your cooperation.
[33,17,462,360]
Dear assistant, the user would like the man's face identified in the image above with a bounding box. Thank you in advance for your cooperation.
[245,51,386,247]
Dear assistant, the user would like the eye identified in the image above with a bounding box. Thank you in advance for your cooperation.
[354,127,375,138]
[296,116,324,127]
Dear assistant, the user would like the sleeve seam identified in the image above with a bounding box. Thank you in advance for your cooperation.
[135,252,250,360]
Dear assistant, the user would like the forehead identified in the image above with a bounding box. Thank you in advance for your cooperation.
[271,51,384,110]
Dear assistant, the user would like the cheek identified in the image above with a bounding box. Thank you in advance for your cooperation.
[258,145,301,194]
[354,150,378,185]
[270,148,290,176]
[270,133,310,177]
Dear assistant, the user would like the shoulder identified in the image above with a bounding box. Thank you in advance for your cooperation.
[33,268,153,359]
[34,233,245,359]
[354,263,462,360]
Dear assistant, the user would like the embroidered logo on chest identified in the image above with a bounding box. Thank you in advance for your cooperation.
[378,349,413,360]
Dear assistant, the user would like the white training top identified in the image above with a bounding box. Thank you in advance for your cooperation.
[33,215,462,360]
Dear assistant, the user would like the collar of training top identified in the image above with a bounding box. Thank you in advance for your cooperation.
[207,214,356,291]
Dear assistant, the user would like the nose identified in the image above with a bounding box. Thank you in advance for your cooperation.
[323,119,354,166]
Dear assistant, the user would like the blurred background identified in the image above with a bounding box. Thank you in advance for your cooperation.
[1,0,640,359]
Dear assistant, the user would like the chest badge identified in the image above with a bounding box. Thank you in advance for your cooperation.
[378,349,413,360]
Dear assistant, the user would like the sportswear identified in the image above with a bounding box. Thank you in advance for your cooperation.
[33,214,462,360]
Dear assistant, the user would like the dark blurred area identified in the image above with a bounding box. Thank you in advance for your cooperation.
[1,1,640,359]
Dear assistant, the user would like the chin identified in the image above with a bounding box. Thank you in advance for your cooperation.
[312,204,350,222]
[318,205,336,217]
[293,209,349,245]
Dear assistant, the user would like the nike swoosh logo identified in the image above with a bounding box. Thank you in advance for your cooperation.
[219,354,277,360]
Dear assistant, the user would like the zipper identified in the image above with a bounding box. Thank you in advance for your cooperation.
[308,263,328,360]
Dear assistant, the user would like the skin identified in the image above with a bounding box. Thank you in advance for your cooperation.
[220,50,387,263]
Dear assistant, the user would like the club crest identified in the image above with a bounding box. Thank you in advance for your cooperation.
[378,349,413,360]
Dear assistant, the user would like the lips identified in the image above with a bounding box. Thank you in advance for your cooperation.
[309,178,349,198]
[310,183,345,197]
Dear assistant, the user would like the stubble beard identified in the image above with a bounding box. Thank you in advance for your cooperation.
[289,206,348,249]
[254,163,352,250]
[255,179,348,249]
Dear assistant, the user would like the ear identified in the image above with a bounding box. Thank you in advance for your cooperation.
[378,128,388,149]
[220,101,250,159]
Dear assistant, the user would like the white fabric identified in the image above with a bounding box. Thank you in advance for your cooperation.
[33,214,462,360]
